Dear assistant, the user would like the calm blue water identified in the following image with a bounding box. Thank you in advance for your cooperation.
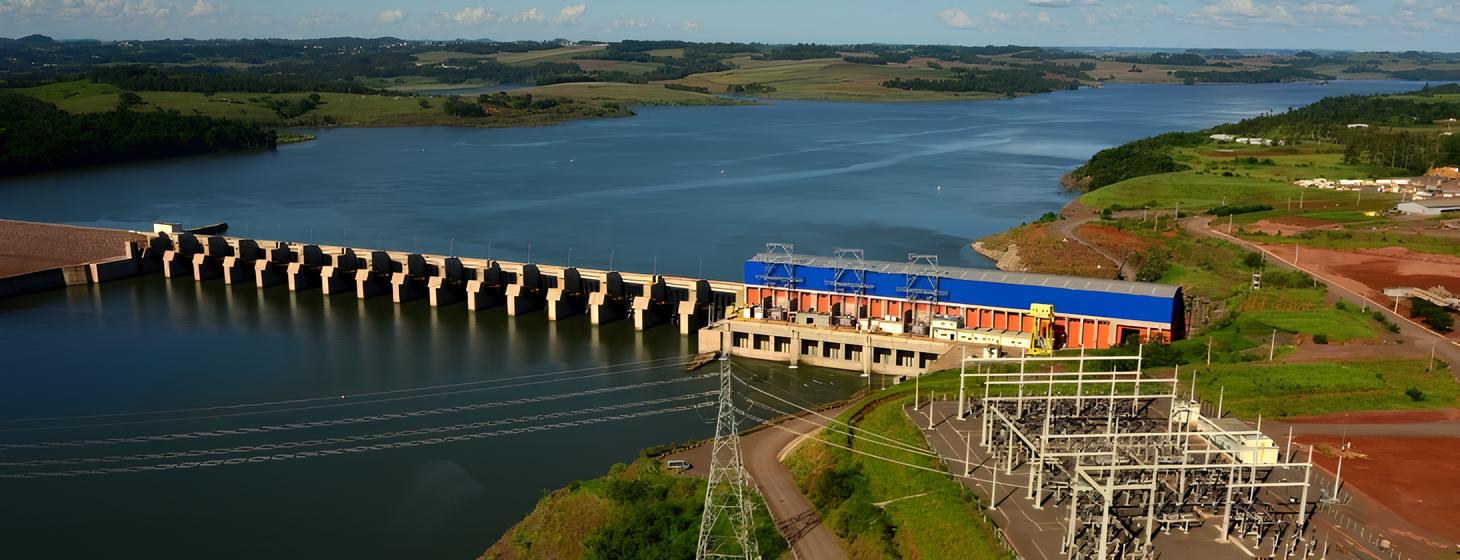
[0,80,1428,559]
[0,81,1425,280]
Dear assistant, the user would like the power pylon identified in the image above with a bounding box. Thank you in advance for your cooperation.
[695,355,761,560]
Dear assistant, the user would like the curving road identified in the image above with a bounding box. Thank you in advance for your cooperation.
[669,406,850,560]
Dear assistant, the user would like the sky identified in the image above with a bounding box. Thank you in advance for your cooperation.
[0,0,1458,51]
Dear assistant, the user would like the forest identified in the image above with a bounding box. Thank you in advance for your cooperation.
[1067,85,1460,190]
[0,92,275,177]
[882,67,1081,95]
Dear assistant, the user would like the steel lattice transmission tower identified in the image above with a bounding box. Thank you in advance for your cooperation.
[695,355,762,560]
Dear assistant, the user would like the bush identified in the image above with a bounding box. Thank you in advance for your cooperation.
[1136,247,1172,282]
[1313,333,1329,344]
[1242,251,1264,269]
[1035,211,1059,223]
[1406,387,1426,402]
[1409,298,1455,332]
[1207,203,1274,217]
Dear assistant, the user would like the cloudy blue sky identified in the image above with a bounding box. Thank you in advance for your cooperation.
[0,0,1456,51]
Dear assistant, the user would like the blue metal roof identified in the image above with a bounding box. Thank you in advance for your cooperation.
[744,254,1182,325]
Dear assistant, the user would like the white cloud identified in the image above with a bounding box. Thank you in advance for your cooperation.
[186,0,214,18]
[612,14,653,28]
[123,0,167,18]
[681,20,699,31]
[436,5,491,25]
[298,12,346,27]
[0,0,41,16]
[556,3,585,23]
[1296,1,1365,26]
[1152,2,1174,16]
[378,8,406,25]
[1036,10,1052,23]
[508,7,544,22]
[1179,0,1372,27]
[1027,0,1098,7]
[937,7,975,28]
[986,8,1013,23]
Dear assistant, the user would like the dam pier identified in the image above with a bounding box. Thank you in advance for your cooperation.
[3,222,1188,378]
[137,224,742,336]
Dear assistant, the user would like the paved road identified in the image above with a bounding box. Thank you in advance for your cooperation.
[669,406,851,560]
[1180,215,1460,372]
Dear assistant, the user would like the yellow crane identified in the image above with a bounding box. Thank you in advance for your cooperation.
[1028,303,1056,356]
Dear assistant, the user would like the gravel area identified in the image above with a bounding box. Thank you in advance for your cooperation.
[0,219,145,278]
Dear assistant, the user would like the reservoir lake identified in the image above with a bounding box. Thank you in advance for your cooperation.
[0,81,1427,558]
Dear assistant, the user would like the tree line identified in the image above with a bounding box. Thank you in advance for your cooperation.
[882,67,1080,95]
[0,92,274,177]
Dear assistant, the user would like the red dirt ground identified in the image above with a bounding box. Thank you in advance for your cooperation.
[1257,243,1460,300]
[1295,434,1460,545]
[1285,408,1460,424]
[1076,223,1149,254]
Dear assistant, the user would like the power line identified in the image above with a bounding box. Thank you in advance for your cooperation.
[0,355,690,428]
[3,392,716,468]
[0,359,691,434]
[0,402,714,480]
[2,374,714,450]
[730,365,936,458]
[740,406,1026,490]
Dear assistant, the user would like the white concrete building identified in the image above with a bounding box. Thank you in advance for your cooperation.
[1397,199,1460,215]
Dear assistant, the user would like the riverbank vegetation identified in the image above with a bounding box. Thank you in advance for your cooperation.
[0,92,274,177]
[12,36,1452,112]
[1067,86,1460,196]
[482,456,785,560]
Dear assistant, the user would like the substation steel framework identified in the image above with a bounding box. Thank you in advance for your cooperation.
[956,350,1320,560]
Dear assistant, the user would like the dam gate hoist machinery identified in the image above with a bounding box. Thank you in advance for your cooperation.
[1028,303,1055,356]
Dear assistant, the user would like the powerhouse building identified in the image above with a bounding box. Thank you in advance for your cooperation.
[743,252,1185,350]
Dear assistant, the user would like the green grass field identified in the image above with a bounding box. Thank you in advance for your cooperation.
[1080,146,1405,211]
[12,79,640,127]
[519,82,739,106]
[786,371,1011,560]
[671,58,995,101]
[490,44,607,65]
[1189,359,1456,418]
[410,50,495,65]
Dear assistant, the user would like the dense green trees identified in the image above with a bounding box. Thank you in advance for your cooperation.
[0,93,274,177]
[87,65,376,95]
[1410,298,1455,333]
[882,67,1079,95]
[1066,132,1204,190]
[1173,67,1330,83]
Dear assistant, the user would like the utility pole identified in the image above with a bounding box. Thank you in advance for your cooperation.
[1269,329,1278,361]
[696,355,762,560]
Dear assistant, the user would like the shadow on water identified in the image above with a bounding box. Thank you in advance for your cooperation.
[0,277,861,559]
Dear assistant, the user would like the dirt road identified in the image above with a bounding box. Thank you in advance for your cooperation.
[1056,202,1138,280]
[1181,215,1460,372]
[669,407,850,560]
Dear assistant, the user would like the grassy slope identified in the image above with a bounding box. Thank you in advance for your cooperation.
[671,58,999,101]
[491,45,607,65]
[518,82,740,106]
[1190,359,1455,418]
[1081,145,1404,210]
[785,372,1012,560]
[13,80,633,127]
[483,457,785,560]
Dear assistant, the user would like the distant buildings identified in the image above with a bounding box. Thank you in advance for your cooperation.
[1206,133,1282,146]
[1396,199,1460,215]
[1346,123,1370,129]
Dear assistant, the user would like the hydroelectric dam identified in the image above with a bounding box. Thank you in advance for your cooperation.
[0,220,1186,377]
